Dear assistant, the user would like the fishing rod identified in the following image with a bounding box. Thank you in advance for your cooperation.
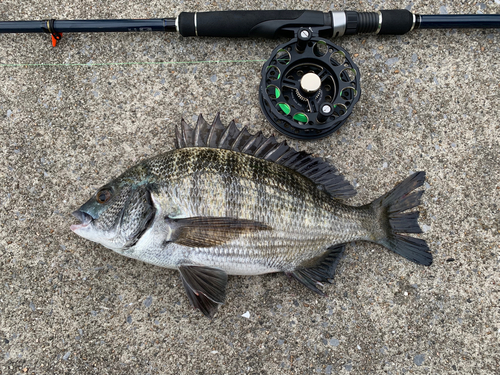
[1,10,499,139]
[1,10,499,37]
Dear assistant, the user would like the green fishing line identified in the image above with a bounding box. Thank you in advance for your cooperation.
[0,59,266,68]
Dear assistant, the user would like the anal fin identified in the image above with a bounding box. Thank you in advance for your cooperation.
[288,244,346,296]
[179,265,228,318]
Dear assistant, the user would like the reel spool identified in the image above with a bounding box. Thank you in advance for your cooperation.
[259,28,361,140]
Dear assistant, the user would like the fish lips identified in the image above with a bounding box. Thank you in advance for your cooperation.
[71,210,93,232]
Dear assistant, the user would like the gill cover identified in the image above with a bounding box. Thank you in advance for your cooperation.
[120,186,156,247]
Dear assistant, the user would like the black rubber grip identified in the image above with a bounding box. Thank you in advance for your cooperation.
[379,10,414,34]
[178,12,196,36]
[344,11,358,35]
[357,12,379,33]
[344,11,379,34]
[178,10,329,38]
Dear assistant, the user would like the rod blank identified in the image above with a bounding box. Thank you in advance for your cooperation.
[0,19,176,34]
[417,14,500,29]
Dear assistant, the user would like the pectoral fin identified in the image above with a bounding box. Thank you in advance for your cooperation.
[179,265,228,318]
[169,216,271,248]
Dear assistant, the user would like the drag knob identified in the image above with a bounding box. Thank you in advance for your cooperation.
[300,72,321,94]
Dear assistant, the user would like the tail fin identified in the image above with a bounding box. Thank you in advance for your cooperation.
[371,172,432,266]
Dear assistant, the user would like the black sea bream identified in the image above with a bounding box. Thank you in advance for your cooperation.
[71,114,432,317]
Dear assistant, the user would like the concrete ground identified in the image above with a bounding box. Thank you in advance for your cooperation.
[0,0,498,374]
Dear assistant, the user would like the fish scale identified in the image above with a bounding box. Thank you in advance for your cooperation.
[137,148,375,273]
[71,114,432,318]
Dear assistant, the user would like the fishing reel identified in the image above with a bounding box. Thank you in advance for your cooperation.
[259,27,360,140]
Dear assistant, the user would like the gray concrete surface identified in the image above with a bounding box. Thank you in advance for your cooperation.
[0,1,499,374]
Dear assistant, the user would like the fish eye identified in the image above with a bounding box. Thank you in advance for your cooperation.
[96,189,112,204]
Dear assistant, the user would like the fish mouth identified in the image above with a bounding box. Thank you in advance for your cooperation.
[71,210,93,231]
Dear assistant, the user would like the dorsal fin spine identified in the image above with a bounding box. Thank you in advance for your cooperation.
[174,114,357,199]
[230,127,250,152]
[241,134,258,153]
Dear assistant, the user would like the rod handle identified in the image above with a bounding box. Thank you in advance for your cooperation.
[378,10,414,34]
[177,10,330,38]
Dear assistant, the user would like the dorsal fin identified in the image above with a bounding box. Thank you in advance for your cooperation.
[207,113,226,148]
[193,114,210,147]
[176,114,356,199]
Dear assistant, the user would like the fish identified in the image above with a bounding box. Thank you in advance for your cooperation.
[71,114,432,318]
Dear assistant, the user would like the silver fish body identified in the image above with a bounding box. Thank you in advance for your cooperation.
[72,114,432,317]
[118,147,377,274]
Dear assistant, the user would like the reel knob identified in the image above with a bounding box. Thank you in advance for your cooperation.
[300,72,321,94]
[317,102,334,123]
[259,35,361,140]
[296,27,312,53]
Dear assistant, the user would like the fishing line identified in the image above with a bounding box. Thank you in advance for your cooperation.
[0,59,267,68]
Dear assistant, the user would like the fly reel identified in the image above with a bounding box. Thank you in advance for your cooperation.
[259,28,361,140]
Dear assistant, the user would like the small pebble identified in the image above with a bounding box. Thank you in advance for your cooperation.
[143,296,153,308]
[385,57,399,66]
[414,354,425,366]
[329,338,340,346]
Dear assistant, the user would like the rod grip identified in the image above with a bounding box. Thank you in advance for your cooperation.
[178,10,329,38]
[379,9,414,34]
